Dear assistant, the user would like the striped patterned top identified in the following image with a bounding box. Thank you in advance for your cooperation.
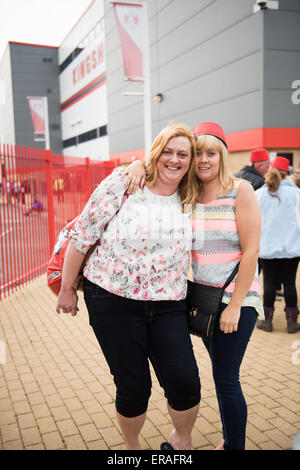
[191,179,264,319]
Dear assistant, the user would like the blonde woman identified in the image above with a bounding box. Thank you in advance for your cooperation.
[255,157,300,334]
[56,124,201,451]
[125,122,263,450]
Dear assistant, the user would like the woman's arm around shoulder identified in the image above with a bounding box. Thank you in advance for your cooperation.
[121,160,146,194]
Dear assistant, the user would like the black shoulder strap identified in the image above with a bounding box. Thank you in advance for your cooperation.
[223,262,240,290]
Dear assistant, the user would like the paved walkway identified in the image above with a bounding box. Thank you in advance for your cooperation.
[0,274,299,451]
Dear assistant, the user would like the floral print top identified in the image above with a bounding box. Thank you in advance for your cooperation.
[70,168,192,301]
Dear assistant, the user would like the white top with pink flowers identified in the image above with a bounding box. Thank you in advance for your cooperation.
[70,168,192,301]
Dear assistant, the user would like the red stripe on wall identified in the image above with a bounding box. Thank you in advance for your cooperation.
[9,41,58,49]
[61,79,106,112]
[60,72,106,111]
[263,128,300,148]
[110,128,300,163]
[226,128,300,151]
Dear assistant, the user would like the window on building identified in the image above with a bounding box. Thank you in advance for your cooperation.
[63,136,77,148]
[62,124,107,148]
[78,129,97,143]
[59,18,104,74]
[99,125,107,137]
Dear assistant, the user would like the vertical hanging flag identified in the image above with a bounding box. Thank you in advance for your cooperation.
[113,2,143,81]
[27,96,46,134]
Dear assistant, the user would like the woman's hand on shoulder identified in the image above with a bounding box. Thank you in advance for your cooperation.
[121,160,146,194]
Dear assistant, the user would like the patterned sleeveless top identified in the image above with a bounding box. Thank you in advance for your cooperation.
[190,179,264,319]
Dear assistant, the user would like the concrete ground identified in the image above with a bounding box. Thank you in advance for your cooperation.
[0,274,299,451]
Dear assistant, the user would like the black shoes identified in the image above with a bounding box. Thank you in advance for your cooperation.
[160,442,174,450]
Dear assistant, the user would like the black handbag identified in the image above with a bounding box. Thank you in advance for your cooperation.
[186,263,240,342]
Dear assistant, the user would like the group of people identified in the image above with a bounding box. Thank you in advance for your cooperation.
[235,149,300,334]
[55,120,300,451]
[4,180,26,204]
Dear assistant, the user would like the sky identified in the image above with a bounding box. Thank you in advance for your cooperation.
[0,0,93,61]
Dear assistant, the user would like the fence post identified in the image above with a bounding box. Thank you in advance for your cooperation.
[85,157,92,199]
[45,150,55,256]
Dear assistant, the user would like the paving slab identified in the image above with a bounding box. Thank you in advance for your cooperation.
[0,274,299,450]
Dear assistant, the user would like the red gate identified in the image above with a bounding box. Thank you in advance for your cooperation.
[0,144,120,299]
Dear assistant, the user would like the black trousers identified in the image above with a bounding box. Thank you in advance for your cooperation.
[83,278,201,418]
[260,257,300,308]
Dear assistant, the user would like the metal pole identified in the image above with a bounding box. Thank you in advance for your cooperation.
[45,149,55,255]
[141,0,152,163]
[44,97,50,150]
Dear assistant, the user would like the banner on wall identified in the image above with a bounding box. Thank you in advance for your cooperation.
[27,96,46,134]
[112,2,143,81]
[27,96,50,149]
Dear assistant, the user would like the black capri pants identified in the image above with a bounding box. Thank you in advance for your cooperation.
[84,278,201,418]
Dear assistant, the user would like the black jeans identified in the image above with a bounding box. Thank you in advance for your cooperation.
[83,278,201,418]
[203,303,257,450]
[260,258,300,308]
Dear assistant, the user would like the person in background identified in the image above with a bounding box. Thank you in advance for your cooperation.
[25,198,43,216]
[255,156,300,334]
[234,148,270,190]
[56,124,201,451]
[235,148,271,278]
[293,168,300,189]
[125,122,264,451]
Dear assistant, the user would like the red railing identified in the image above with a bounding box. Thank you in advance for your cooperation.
[0,144,120,299]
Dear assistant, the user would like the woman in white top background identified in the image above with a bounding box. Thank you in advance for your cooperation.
[56,124,201,451]
[255,156,300,334]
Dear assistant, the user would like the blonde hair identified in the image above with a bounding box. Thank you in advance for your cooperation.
[264,167,287,202]
[145,123,196,198]
[182,134,235,206]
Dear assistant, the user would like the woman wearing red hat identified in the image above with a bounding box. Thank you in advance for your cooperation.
[183,122,263,451]
[124,122,264,451]
[255,156,300,334]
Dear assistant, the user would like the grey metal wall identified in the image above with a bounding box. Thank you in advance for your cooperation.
[0,46,15,145]
[263,0,300,127]
[105,0,263,154]
[10,44,62,153]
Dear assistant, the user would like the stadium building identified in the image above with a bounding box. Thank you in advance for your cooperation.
[0,42,62,153]
[0,0,299,169]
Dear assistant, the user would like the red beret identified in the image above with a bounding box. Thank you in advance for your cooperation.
[193,122,227,148]
[250,148,269,163]
[271,156,289,172]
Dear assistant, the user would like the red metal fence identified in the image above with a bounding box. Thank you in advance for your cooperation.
[0,144,120,299]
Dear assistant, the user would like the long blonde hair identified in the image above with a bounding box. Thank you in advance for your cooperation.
[182,134,235,206]
[145,123,196,198]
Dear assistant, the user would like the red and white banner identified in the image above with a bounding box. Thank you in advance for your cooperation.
[113,2,143,81]
[27,96,46,134]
